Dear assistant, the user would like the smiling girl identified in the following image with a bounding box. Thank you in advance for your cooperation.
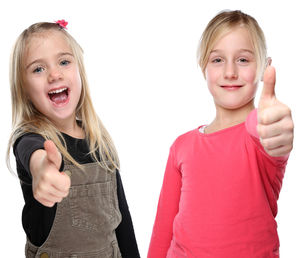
[7,21,140,257]
[148,10,294,258]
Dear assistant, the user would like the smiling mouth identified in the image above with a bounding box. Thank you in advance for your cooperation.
[48,87,69,105]
[221,85,242,90]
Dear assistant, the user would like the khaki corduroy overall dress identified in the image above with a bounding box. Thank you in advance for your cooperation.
[25,161,122,258]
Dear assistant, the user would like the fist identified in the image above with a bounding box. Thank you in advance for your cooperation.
[257,66,294,157]
[30,140,71,207]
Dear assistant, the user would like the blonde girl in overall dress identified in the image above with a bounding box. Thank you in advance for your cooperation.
[7,20,140,258]
[148,10,294,258]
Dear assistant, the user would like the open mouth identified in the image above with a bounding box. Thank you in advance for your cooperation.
[48,87,69,105]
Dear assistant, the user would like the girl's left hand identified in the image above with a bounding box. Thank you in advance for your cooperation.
[257,66,294,157]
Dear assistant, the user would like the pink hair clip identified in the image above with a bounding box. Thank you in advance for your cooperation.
[55,19,68,29]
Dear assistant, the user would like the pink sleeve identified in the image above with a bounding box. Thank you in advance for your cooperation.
[245,108,289,165]
[148,145,182,258]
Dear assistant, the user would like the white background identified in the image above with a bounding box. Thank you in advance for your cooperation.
[1,0,299,257]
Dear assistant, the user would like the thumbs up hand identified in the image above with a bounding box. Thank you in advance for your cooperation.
[257,66,294,157]
[30,140,71,207]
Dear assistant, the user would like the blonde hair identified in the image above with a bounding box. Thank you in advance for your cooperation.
[7,22,119,173]
[197,10,267,82]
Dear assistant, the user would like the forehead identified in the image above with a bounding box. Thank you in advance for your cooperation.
[24,30,72,60]
[212,27,254,51]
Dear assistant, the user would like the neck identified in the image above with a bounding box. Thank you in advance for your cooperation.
[52,116,85,139]
[205,101,255,134]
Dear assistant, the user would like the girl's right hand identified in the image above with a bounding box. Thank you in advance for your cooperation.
[29,140,71,207]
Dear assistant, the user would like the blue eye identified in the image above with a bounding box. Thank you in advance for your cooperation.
[33,67,44,73]
[60,60,70,66]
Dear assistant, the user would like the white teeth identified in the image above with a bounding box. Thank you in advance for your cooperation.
[48,87,67,94]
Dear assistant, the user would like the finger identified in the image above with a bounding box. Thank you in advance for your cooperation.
[51,172,71,193]
[258,103,290,125]
[257,116,292,138]
[261,65,276,100]
[260,134,292,151]
[47,184,69,199]
[257,124,280,139]
[264,145,292,157]
[33,193,57,207]
[34,180,67,201]
[39,198,56,208]
[44,140,62,169]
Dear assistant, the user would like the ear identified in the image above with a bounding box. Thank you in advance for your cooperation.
[260,57,272,82]
[266,57,272,67]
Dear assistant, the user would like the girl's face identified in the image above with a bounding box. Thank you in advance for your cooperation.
[23,30,82,127]
[205,27,258,111]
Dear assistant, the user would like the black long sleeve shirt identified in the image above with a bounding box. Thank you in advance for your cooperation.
[13,133,140,258]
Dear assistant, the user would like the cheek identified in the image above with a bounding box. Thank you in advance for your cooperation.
[205,67,219,91]
[73,67,82,90]
[75,73,82,94]
[23,78,42,100]
[241,67,256,84]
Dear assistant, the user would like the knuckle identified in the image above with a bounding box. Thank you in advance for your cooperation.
[288,133,294,142]
[284,105,291,116]
[64,189,70,197]
[288,120,294,131]
[33,192,40,201]
[266,149,274,156]
[38,184,47,195]
[259,113,268,124]
[47,202,55,208]
[41,172,50,183]
[286,144,293,153]
[261,138,269,149]
[258,127,267,138]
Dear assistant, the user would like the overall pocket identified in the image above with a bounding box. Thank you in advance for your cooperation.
[68,181,114,232]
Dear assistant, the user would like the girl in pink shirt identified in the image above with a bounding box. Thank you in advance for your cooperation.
[148,10,294,258]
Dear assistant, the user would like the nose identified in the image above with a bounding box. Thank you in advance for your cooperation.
[48,66,63,83]
[224,62,238,80]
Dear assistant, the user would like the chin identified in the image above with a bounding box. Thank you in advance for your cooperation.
[221,100,255,111]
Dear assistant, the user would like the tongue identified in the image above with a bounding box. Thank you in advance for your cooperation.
[50,91,68,104]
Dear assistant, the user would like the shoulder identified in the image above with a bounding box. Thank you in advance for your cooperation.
[169,128,199,156]
[13,132,45,148]
[171,128,198,148]
[13,133,45,155]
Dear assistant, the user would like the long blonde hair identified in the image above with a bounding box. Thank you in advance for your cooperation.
[7,22,119,172]
[197,10,267,82]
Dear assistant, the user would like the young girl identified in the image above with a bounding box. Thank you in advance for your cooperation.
[148,10,294,258]
[7,20,140,258]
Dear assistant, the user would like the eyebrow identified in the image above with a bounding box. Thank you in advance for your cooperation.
[26,52,74,70]
[210,49,255,55]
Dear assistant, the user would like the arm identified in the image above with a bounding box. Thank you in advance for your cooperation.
[29,140,70,207]
[14,134,70,207]
[13,133,46,179]
[115,170,140,258]
[148,145,182,258]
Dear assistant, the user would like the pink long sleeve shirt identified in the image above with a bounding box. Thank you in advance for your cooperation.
[148,109,288,258]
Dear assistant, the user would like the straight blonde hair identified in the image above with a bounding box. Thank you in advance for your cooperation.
[197,10,268,82]
[7,22,119,173]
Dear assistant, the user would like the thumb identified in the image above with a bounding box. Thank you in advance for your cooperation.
[260,65,276,102]
[44,140,62,170]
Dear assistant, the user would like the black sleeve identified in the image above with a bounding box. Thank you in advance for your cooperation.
[13,133,46,179]
[13,133,58,246]
[115,170,140,258]
[13,133,64,180]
